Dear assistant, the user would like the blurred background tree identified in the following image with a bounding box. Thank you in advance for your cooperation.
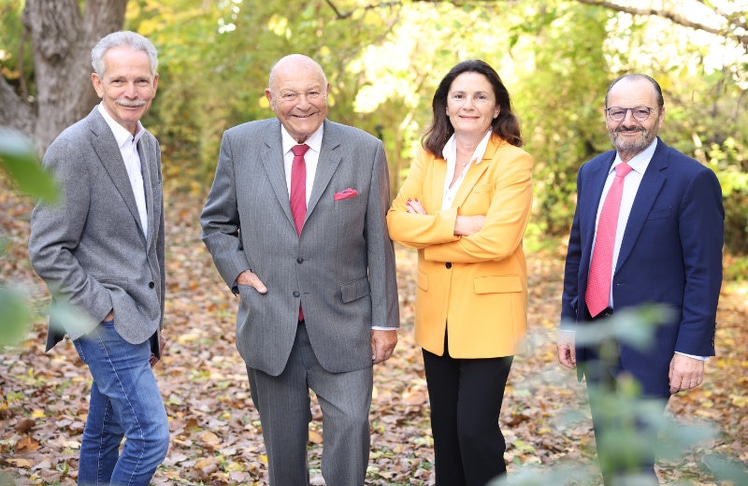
[1,0,747,258]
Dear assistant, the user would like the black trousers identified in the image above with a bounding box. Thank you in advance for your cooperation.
[422,334,513,486]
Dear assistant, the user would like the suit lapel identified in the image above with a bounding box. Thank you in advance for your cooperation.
[261,122,297,230]
[89,109,146,243]
[580,153,615,277]
[449,139,497,209]
[308,120,341,219]
[138,137,156,248]
[616,144,668,273]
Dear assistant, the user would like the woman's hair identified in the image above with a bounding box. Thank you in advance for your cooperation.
[422,59,523,156]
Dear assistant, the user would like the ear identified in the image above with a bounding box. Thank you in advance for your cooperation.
[91,73,104,98]
[265,89,276,113]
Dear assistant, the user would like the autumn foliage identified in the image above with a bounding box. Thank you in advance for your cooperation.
[1,179,747,485]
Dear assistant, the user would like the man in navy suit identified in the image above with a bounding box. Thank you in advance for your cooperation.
[557,74,723,484]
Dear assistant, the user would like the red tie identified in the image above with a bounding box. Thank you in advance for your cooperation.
[585,162,633,318]
[290,144,309,235]
[290,144,309,321]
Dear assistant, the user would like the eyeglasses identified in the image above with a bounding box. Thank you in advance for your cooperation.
[605,106,655,122]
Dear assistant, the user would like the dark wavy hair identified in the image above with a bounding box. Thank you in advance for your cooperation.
[422,59,523,157]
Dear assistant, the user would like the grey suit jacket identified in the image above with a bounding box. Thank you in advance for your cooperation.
[201,118,399,376]
[29,107,165,353]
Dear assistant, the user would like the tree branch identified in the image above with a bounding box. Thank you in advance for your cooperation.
[575,0,748,50]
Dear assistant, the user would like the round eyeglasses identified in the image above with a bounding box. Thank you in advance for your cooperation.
[605,106,655,122]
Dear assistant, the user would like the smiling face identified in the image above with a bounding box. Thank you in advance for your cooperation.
[265,55,329,143]
[91,46,158,135]
[446,71,500,139]
[605,77,665,161]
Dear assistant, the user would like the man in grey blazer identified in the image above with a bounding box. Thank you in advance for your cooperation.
[28,31,169,485]
[201,54,400,485]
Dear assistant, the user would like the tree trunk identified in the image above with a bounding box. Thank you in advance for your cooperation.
[0,0,128,152]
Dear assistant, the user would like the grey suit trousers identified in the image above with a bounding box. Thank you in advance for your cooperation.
[247,323,373,486]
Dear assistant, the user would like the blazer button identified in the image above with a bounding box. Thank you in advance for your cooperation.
[293,291,300,297]
[445,262,452,269]
[148,281,155,289]
[297,258,304,264]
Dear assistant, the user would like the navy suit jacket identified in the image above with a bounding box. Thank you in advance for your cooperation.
[561,138,723,397]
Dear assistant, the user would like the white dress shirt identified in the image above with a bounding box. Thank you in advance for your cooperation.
[97,103,148,239]
[441,130,492,210]
[590,139,655,305]
[281,125,323,204]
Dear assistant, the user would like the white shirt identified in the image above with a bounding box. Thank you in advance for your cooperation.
[281,125,323,204]
[441,130,492,210]
[590,139,656,306]
[97,103,148,239]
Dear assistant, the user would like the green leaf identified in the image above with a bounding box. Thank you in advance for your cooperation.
[0,128,59,203]
[0,286,32,346]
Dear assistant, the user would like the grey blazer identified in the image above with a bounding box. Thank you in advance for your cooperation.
[29,107,165,353]
[201,118,399,376]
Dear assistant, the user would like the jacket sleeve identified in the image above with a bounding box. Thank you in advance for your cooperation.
[424,148,533,263]
[386,148,461,249]
[200,130,252,291]
[28,138,113,326]
[365,141,400,329]
[675,167,723,356]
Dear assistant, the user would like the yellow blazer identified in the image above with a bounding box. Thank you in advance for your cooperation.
[387,135,533,358]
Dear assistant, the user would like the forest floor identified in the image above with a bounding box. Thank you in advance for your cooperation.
[1,183,746,485]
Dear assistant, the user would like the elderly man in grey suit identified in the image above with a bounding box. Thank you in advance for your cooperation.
[28,31,169,485]
[200,54,400,485]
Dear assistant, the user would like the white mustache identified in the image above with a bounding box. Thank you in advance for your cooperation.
[116,99,147,107]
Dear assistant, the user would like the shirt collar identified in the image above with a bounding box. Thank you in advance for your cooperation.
[97,103,145,148]
[281,123,324,155]
[442,130,492,165]
[612,137,658,175]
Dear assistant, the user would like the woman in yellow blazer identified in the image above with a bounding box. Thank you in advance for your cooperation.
[387,60,532,486]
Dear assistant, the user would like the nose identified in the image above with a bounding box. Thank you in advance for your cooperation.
[123,82,139,98]
[296,95,311,107]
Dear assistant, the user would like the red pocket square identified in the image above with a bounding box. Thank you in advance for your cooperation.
[334,188,359,200]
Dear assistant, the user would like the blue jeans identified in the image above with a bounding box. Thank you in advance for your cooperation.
[73,320,169,486]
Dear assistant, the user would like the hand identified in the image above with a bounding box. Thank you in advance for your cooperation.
[406,198,426,215]
[149,333,166,368]
[669,353,705,394]
[237,270,268,294]
[371,330,397,365]
[454,215,485,236]
[557,332,577,370]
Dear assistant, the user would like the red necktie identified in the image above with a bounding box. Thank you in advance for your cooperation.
[290,144,309,321]
[290,144,309,235]
[585,162,633,318]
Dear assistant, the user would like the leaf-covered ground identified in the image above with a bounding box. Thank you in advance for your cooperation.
[1,181,746,485]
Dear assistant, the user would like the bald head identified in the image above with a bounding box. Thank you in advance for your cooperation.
[268,54,328,91]
[265,54,330,143]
